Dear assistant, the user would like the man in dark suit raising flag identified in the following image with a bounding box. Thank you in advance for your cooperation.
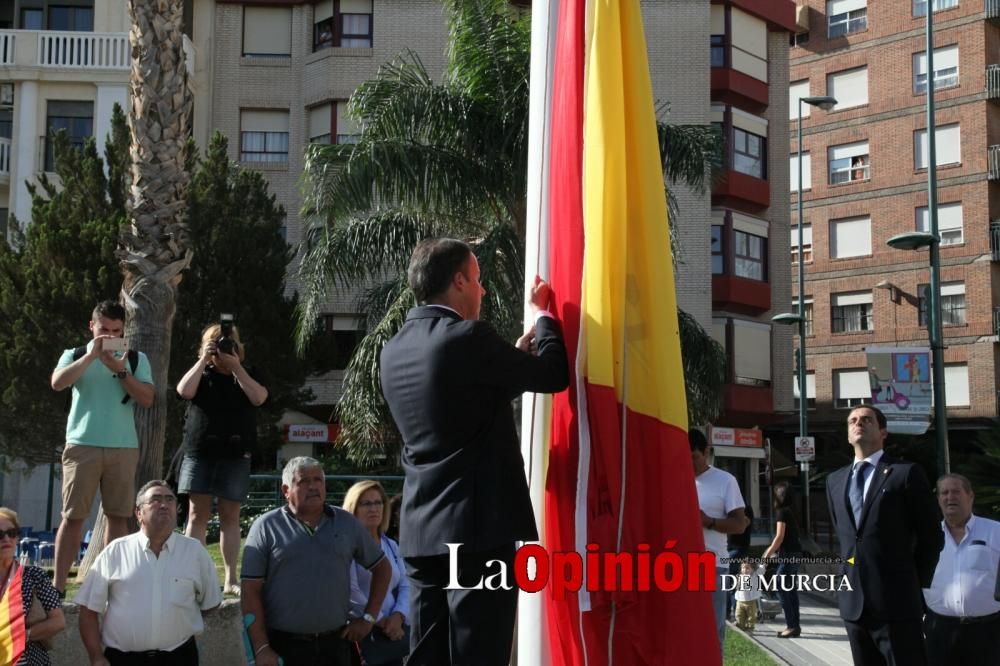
[380,238,569,666]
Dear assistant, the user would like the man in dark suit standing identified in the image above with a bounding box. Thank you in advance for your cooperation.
[825,405,943,665]
[380,238,569,666]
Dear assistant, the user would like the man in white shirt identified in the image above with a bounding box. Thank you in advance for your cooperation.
[690,429,749,656]
[76,480,222,665]
[923,473,1000,666]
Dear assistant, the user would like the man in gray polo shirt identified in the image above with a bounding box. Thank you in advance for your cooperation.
[241,457,391,666]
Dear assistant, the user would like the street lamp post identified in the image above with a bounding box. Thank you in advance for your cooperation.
[774,95,837,537]
[886,5,950,478]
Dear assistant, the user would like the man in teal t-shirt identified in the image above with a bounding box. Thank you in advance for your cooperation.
[50,300,154,596]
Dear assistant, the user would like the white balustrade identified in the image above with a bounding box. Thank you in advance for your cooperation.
[38,32,129,69]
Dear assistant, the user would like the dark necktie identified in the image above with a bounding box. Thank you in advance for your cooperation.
[849,461,869,527]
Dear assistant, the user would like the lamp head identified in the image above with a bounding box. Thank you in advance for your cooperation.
[802,95,838,111]
[887,232,935,251]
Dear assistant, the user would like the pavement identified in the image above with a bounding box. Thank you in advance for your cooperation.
[729,592,854,666]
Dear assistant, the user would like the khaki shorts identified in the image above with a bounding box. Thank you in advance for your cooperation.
[61,444,139,519]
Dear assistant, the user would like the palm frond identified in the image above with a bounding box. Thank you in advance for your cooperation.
[657,122,723,194]
[679,309,726,425]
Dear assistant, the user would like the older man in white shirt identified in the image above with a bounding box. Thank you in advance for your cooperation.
[76,480,222,665]
[923,473,1000,666]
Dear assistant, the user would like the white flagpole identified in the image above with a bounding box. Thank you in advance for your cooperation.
[518,1,559,664]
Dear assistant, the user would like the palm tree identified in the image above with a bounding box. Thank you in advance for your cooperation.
[79,0,193,577]
[298,0,725,464]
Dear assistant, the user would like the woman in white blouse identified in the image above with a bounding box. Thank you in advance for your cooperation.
[343,481,410,666]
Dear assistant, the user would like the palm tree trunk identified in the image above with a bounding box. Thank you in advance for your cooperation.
[77,0,192,580]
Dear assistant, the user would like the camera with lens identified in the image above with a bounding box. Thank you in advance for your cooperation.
[216,313,239,356]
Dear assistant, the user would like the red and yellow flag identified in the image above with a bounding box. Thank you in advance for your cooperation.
[0,564,27,666]
[542,0,719,663]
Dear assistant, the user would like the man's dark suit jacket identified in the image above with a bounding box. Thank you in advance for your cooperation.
[825,453,943,622]
[380,306,569,558]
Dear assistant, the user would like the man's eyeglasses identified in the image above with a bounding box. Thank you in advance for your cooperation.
[359,500,384,509]
[0,528,18,540]
[143,494,178,506]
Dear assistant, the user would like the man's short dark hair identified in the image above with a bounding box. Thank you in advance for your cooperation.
[407,238,473,304]
[689,429,708,453]
[848,404,887,430]
[92,300,126,323]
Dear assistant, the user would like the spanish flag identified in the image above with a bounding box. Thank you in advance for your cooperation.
[0,564,27,665]
[520,0,718,664]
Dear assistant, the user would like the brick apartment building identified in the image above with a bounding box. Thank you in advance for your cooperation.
[782,0,1000,522]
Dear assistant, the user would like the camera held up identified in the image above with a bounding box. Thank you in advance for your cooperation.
[216,313,239,356]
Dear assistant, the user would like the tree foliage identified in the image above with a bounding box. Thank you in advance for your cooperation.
[298,0,726,465]
[0,121,128,463]
[0,108,309,468]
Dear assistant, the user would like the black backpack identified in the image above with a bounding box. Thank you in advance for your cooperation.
[65,346,140,410]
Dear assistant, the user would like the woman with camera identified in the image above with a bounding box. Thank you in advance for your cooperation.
[176,323,267,596]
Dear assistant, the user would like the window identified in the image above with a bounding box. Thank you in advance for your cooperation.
[943,364,969,407]
[48,6,94,31]
[914,124,960,169]
[0,109,11,139]
[834,369,873,408]
[732,320,771,387]
[790,80,810,120]
[317,314,366,370]
[732,127,765,179]
[914,0,958,17]
[711,226,724,274]
[829,141,869,184]
[240,110,289,163]
[794,297,815,336]
[335,101,360,144]
[827,67,868,110]
[790,32,810,47]
[913,45,958,94]
[45,100,93,171]
[916,202,963,245]
[831,291,873,333]
[827,0,867,38]
[918,282,965,326]
[791,225,813,263]
[734,231,766,280]
[793,371,817,409]
[308,104,332,144]
[20,8,42,30]
[790,152,812,192]
[711,35,725,67]
[314,0,373,51]
[244,7,292,56]
[830,216,872,259]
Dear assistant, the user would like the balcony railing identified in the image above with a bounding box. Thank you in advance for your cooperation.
[989,65,1000,100]
[994,306,1000,338]
[992,221,1000,261]
[38,32,128,69]
[0,138,9,176]
[0,30,128,69]
[990,145,1000,180]
[989,0,1000,20]
[0,32,13,65]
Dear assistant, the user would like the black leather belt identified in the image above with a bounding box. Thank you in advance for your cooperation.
[928,609,1000,625]
[105,636,195,657]
[270,627,343,642]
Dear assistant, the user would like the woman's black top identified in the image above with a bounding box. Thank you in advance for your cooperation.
[181,366,262,458]
[775,506,801,554]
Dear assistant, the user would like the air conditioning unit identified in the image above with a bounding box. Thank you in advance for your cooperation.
[0,84,13,106]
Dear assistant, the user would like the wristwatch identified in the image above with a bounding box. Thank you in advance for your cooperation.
[115,368,128,380]
[362,612,377,624]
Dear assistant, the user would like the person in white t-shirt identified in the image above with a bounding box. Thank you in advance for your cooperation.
[690,429,749,656]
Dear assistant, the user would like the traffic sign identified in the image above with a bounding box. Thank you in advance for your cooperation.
[794,436,815,462]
